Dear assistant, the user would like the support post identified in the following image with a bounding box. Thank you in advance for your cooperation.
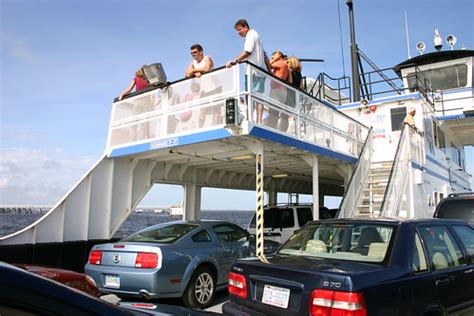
[302,156,319,220]
[183,184,201,220]
[268,191,277,205]
[255,145,267,262]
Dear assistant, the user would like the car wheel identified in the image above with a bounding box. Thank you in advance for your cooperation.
[182,266,216,309]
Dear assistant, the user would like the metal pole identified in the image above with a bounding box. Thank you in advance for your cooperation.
[346,0,360,102]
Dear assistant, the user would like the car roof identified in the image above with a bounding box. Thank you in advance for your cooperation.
[310,217,468,226]
[138,219,238,231]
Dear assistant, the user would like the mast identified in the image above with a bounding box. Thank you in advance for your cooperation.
[346,0,360,102]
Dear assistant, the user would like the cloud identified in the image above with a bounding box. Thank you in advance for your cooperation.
[0,148,98,204]
[0,178,8,189]
[0,32,40,64]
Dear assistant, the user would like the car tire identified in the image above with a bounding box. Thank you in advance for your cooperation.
[182,266,216,309]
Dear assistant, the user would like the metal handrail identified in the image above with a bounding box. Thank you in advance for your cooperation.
[337,127,373,218]
[379,124,423,218]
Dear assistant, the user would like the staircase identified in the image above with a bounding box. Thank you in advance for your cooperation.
[355,161,392,217]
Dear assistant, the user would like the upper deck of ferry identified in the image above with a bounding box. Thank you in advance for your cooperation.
[105,61,369,196]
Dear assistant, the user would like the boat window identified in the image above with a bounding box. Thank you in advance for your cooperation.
[390,107,406,131]
[278,222,394,263]
[407,64,468,91]
[435,125,446,149]
[450,143,462,167]
[121,223,198,244]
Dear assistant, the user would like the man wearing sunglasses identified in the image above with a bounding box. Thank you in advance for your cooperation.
[185,44,214,78]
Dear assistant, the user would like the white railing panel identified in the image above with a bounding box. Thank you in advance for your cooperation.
[106,62,368,159]
[338,128,373,218]
[380,124,423,218]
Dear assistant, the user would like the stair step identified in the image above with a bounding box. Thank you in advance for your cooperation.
[359,204,383,208]
[370,168,392,173]
[369,172,391,177]
[367,180,388,184]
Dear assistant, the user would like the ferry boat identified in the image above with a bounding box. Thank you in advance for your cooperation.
[0,4,471,274]
[332,47,473,219]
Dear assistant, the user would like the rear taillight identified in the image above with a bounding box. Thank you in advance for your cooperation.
[89,250,103,265]
[310,289,366,316]
[135,252,158,268]
[228,272,247,298]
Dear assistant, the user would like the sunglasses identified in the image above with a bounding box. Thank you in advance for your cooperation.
[191,50,199,55]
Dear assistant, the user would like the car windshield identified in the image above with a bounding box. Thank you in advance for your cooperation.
[278,222,395,263]
[122,223,199,244]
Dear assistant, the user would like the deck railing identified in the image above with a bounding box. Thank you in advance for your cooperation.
[337,128,373,218]
[379,124,424,218]
[106,62,368,157]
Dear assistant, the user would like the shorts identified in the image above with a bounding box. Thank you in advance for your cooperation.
[245,74,266,93]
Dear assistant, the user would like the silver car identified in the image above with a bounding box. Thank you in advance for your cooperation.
[85,220,252,309]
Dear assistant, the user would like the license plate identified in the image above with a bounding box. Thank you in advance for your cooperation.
[104,274,120,289]
[262,284,290,309]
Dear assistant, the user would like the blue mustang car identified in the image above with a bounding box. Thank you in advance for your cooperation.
[224,218,474,315]
[85,220,260,309]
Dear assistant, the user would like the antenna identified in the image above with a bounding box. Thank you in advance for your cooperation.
[404,12,411,59]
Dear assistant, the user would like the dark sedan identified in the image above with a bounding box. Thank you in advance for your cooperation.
[224,218,474,315]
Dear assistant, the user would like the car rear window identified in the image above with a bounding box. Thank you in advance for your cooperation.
[121,224,198,244]
[249,208,295,229]
[436,199,474,224]
[278,222,394,263]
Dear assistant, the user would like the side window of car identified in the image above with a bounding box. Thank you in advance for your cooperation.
[213,224,247,243]
[192,230,212,243]
[297,208,313,227]
[419,226,465,270]
[411,232,428,273]
[452,225,474,264]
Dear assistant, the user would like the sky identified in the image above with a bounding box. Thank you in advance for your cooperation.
[1,0,473,210]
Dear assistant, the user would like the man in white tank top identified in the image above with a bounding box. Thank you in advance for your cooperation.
[185,44,214,78]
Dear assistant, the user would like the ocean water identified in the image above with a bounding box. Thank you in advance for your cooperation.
[0,211,255,239]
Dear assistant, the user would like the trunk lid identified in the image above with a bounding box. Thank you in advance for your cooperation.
[230,255,384,315]
[92,242,162,268]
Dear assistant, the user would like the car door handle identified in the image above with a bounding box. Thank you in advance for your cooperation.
[436,278,450,287]
[464,269,474,274]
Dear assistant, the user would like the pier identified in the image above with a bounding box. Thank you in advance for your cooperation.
[0,205,53,214]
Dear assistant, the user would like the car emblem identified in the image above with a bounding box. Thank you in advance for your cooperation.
[113,254,121,264]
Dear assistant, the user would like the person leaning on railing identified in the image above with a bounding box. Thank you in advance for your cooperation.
[403,107,419,131]
[118,66,149,101]
[185,44,214,78]
[268,51,292,131]
[226,19,269,124]
[286,57,303,108]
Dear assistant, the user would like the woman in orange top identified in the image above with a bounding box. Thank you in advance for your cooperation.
[268,51,292,131]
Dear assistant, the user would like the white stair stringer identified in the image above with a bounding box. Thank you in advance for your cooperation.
[0,155,154,245]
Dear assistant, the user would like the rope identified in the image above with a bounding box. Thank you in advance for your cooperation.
[256,153,268,263]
